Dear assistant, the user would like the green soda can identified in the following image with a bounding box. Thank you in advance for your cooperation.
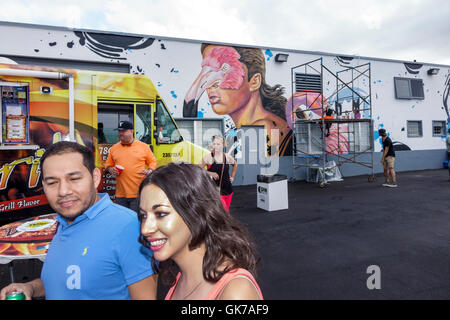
[5,291,26,300]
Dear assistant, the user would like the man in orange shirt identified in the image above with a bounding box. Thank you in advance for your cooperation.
[105,121,157,212]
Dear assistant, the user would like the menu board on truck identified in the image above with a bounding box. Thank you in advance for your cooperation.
[1,85,29,144]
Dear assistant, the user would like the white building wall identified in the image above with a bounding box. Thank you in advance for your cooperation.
[1,21,449,157]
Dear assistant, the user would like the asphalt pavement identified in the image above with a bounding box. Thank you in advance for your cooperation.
[231,168,450,299]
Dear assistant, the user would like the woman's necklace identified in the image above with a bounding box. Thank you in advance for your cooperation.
[181,279,204,300]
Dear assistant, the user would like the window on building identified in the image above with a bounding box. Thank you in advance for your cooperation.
[201,120,224,149]
[294,122,323,155]
[407,120,423,137]
[349,121,371,152]
[432,121,446,137]
[394,77,424,100]
[175,119,194,144]
[175,118,223,150]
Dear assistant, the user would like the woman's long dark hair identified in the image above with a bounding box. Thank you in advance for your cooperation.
[138,162,259,286]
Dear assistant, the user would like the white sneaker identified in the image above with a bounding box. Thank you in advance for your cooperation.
[387,183,398,188]
[382,183,390,187]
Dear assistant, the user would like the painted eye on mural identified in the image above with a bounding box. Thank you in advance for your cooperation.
[336,56,354,67]
[74,31,155,60]
[207,81,221,91]
[403,62,423,75]
[221,63,231,73]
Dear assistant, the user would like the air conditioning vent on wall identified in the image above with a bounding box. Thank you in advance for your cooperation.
[295,73,322,93]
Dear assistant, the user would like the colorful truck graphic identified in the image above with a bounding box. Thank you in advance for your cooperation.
[0,63,207,224]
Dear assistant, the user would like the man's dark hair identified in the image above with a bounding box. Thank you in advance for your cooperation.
[326,108,333,116]
[378,128,387,137]
[40,141,95,176]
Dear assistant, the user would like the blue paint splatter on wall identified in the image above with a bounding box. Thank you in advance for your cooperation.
[170,90,177,98]
[265,49,273,61]
[374,123,386,147]
[197,111,204,118]
[228,129,238,138]
[327,87,370,117]
[327,87,368,105]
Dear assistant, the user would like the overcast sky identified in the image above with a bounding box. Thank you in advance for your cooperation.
[1,0,449,65]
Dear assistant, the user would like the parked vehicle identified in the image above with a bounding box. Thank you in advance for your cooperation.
[0,63,207,224]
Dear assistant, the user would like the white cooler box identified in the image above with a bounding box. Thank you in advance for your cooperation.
[257,174,288,212]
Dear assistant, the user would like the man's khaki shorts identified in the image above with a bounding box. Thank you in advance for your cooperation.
[383,156,395,169]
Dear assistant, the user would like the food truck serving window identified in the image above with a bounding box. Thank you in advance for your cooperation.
[0,83,30,144]
[97,103,133,144]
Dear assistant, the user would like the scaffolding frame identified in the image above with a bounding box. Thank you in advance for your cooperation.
[290,58,375,186]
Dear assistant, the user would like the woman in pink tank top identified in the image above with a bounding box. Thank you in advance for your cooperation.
[137,163,262,300]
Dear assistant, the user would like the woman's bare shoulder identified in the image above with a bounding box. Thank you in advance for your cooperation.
[225,153,236,164]
[202,152,213,163]
[219,276,261,300]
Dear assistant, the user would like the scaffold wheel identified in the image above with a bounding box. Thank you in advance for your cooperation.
[368,175,376,182]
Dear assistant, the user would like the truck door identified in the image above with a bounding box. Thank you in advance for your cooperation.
[152,98,186,166]
[96,101,153,199]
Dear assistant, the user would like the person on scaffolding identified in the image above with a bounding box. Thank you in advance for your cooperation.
[321,106,334,137]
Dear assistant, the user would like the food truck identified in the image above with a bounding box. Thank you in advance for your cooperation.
[0,63,207,224]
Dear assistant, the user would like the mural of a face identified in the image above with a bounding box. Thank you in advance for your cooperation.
[183,44,293,156]
[201,45,251,115]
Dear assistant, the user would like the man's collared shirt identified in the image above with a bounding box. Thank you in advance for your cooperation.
[41,193,154,300]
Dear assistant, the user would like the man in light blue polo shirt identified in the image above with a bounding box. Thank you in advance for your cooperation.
[0,142,157,300]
